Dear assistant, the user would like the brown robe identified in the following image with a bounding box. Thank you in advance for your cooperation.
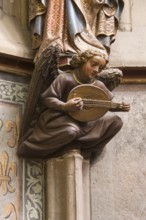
[17,71,123,159]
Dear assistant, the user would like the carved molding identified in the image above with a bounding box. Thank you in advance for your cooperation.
[121,68,146,84]
[0,54,34,77]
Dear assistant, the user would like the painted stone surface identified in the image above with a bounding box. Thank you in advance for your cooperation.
[91,84,146,220]
[0,74,45,220]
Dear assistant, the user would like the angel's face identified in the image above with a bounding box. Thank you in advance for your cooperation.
[79,56,106,82]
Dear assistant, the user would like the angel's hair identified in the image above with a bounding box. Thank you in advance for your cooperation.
[70,50,108,68]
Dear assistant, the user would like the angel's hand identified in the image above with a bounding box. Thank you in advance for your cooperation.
[62,98,83,112]
[121,102,130,112]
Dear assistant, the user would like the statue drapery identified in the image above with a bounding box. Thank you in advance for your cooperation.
[29,0,124,61]
[29,0,47,49]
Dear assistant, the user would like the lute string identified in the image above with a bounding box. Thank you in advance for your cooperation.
[82,99,122,109]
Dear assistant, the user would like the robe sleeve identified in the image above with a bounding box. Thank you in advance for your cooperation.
[41,74,67,110]
[96,80,114,100]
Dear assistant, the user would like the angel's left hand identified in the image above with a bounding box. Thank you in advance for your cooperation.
[121,102,130,112]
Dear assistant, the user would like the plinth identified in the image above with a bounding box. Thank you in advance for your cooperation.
[46,149,90,220]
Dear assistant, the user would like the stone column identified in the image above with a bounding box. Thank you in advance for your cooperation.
[46,150,90,220]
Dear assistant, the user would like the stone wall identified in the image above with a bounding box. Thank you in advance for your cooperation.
[91,84,146,220]
[1,74,145,220]
[109,0,146,67]
[0,72,27,219]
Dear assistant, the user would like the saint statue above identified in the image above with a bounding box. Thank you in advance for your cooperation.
[29,0,124,62]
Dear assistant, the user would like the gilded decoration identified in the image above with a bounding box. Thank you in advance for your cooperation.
[97,9,116,36]
[0,76,29,220]
[0,75,45,219]
[29,0,46,22]
[6,120,17,148]
[0,151,17,195]
[3,203,17,220]
[0,118,17,148]
[44,0,65,42]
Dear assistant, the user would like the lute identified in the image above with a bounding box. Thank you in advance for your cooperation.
[67,84,123,122]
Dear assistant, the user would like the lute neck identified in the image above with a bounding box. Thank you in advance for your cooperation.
[82,99,123,109]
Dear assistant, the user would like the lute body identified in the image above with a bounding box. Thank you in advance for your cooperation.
[67,84,123,122]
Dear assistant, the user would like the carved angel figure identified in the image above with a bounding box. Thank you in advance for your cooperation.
[17,50,130,164]
[17,1,126,162]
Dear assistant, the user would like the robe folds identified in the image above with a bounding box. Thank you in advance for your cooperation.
[30,0,124,60]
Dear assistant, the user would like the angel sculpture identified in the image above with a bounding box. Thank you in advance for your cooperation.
[17,0,128,164]
[17,49,130,164]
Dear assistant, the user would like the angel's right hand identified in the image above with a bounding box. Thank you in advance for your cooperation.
[62,98,83,112]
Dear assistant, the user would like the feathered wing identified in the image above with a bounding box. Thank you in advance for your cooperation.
[97,68,123,91]
[20,44,61,139]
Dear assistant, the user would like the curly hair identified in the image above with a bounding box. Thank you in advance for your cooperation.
[70,50,108,68]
